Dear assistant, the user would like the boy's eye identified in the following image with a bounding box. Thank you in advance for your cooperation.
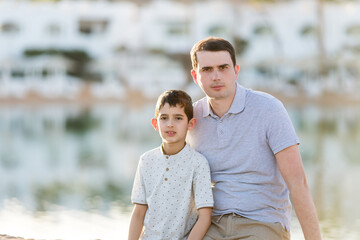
[160,116,167,120]
[176,117,183,120]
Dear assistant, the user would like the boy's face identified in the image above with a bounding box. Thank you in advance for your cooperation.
[151,103,196,146]
[191,50,239,101]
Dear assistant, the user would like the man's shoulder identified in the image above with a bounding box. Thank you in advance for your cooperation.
[246,88,278,102]
[193,96,207,108]
[245,88,284,110]
[192,96,208,117]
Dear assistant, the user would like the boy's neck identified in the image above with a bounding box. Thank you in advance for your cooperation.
[162,141,186,156]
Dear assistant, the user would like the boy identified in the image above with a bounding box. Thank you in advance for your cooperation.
[128,90,213,240]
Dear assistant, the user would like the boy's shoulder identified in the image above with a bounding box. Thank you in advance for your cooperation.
[140,146,162,160]
[186,145,209,166]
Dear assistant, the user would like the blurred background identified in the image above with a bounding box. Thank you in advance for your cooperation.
[0,0,360,239]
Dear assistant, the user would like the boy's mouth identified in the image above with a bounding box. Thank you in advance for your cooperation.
[166,131,176,136]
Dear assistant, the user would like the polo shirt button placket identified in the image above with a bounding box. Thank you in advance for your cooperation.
[165,155,169,181]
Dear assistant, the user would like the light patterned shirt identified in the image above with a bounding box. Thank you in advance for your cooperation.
[131,144,214,240]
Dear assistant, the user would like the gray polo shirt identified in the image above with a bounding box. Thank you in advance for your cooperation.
[187,83,299,230]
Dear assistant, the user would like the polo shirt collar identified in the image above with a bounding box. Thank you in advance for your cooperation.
[160,143,190,158]
[202,82,246,118]
[228,82,246,114]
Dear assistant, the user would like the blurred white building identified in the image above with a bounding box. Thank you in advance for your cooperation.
[0,0,360,100]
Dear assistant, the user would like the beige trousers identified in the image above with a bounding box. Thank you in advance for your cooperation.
[203,213,290,240]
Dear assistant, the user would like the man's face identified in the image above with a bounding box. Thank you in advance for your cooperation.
[191,50,239,101]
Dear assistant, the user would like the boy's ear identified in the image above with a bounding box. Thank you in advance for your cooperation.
[151,118,159,131]
[191,69,198,85]
[187,118,197,130]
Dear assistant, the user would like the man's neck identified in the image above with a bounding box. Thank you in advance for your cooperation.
[208,92,236,118]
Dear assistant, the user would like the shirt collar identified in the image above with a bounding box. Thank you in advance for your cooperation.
[160,143,189,158]
[202,82,246,118]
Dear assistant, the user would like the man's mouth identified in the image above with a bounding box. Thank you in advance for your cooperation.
[211,84,224,90]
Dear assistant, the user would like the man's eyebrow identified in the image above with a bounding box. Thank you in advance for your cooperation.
[200,66,213,70]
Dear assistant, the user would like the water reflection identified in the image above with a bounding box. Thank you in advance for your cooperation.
[0,103,160,214]
[0,103,359,239]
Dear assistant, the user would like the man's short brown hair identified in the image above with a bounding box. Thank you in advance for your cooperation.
[190,37,236,70]
[155,90,193,122]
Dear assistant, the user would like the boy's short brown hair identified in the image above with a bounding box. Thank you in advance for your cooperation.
[155,90,193,122]
[190,37,236,70]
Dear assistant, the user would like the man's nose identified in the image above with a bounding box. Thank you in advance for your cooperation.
[212,69,221,80]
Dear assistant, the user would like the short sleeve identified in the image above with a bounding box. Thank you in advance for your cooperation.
[266,99,300,154]
[192,155,214,209]
[131,157,147,205]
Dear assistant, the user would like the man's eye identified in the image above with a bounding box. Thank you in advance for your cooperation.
[220,65,228,70]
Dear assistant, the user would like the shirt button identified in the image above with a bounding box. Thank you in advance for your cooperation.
[166,168,169,171]
[165,178,168,181]
[166,156,169,159]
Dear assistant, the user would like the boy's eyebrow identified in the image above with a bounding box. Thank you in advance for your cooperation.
[159,113,185,116]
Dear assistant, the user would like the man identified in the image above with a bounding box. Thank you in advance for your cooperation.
[186,37,322,239]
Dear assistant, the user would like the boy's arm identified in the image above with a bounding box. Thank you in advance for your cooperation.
[276,144,322,240]
[128,204,148,240]
[187,207,212,240]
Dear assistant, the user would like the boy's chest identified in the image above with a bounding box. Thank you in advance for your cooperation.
[143,159,195,193]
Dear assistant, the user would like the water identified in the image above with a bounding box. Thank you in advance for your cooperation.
[0,102,359,240]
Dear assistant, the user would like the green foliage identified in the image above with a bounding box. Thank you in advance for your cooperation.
[208,25,226,36]
[346,24,360,36]
[234,37,249,56]
[24,48,91,62]
[300,25,317,37]
[35,182,70,211]
[253,24,273,36]
[65,111,100,135]
[24,48,92,80]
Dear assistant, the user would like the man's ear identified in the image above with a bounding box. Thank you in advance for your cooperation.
[187,118,197,130]
[191,69,198,85]
[234,64,240,76]
[151,118,159,131]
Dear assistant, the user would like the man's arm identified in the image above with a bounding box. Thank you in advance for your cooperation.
[128,204,148,240]
[276,144,322,240]
[188,207,212,240]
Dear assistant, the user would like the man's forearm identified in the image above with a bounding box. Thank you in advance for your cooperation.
[291,184,322,240]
